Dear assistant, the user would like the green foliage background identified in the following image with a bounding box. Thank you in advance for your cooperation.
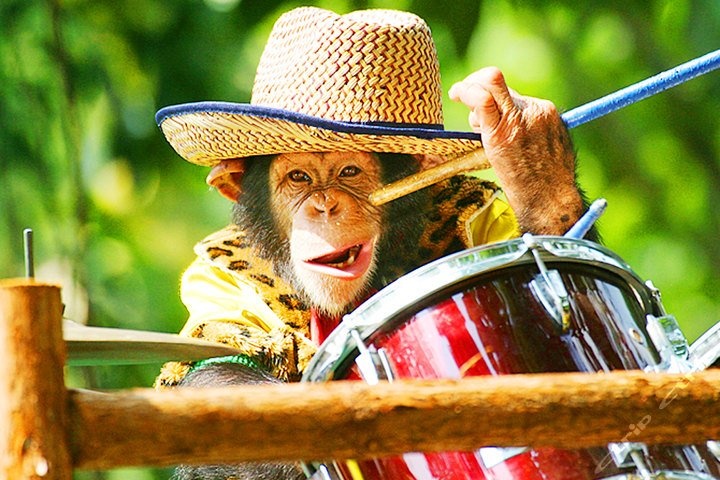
[1,0,719,478]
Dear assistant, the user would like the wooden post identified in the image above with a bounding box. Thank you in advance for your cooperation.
[0,280,71,479]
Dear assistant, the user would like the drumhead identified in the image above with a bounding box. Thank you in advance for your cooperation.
[303,236,660,383]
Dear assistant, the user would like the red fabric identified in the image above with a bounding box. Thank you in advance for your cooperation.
[310,310,341,345]
[310,291,376,345]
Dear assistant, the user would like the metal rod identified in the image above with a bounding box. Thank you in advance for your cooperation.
[564,198,608,239]
[23,228,34,279]
[562,48,720,128]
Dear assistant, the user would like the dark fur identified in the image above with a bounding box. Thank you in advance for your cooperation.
[171,363,306,480]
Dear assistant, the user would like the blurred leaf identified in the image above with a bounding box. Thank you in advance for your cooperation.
[410,0,482,55]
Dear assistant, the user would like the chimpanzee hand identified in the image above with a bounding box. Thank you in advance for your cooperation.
[449,67,585,236]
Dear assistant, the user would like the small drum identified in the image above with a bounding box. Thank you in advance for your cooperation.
[302,236,720,480]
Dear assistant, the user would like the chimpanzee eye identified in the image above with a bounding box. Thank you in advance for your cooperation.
[288,170,311,183]
[339,165,361,177]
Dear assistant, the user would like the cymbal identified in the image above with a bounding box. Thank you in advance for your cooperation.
[64,320,241,366]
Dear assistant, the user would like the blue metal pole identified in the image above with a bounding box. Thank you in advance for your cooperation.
[561,49,720,129]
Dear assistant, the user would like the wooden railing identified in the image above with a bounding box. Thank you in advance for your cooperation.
[2,279,720,478]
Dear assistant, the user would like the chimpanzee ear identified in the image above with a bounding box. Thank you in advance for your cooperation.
[206,159,246,203]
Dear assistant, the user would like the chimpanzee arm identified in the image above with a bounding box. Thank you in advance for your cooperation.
[171,362,306,480]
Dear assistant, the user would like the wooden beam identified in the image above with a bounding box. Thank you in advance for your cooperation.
[69,369,720,470]
[0,280,71,479]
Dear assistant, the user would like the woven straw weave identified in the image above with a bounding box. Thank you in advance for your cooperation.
[157,7,483,166]
[252,8,443,125]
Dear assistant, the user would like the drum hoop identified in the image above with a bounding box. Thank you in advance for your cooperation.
[302,236,656,383]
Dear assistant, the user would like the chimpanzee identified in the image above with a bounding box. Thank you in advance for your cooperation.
[155,7,587,479]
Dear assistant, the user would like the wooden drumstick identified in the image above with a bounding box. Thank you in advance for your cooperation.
[370,48,720,206]
[369,148,490,206]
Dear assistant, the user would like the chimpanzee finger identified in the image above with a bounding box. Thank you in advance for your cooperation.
[450,82,499,134]
[468,90,500,133]
[449,67,517,134]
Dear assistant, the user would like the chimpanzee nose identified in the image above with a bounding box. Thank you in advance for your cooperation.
[310,190,339,215]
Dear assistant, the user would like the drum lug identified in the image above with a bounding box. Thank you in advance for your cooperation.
[351,329,395,385]
[523,234,571,332]
[607,442,653,477]
[644,281,694,373]
[645,314,692,373]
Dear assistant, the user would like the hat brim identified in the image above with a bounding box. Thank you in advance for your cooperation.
[156,102,483,166]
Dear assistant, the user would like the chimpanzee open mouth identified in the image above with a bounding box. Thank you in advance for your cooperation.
[309,245,362,269]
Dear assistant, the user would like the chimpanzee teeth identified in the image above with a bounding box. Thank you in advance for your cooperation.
[327,246,359,268]
[345,249,358,266]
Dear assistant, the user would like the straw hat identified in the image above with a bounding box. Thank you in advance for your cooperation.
[156,7,483,167]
